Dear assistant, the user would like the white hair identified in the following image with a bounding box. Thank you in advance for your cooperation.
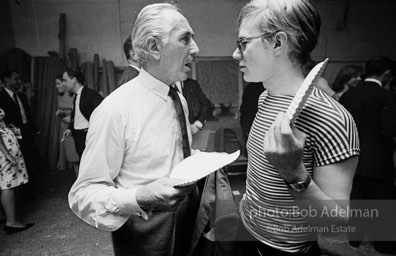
[131,3,180,64]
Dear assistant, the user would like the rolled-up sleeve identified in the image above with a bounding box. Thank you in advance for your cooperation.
[68,103,147,232]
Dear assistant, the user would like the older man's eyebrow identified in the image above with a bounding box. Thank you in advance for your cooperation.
[180,31,195,38]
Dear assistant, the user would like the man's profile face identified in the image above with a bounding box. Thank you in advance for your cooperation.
[233,18,274,83]
[158,10,199,85]
[6,72,22,91]
[62,72,76,93]
[55,78,65,93]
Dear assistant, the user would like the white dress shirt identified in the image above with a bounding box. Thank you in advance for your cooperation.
[73,86,89,130]
[4,87,28,124]
[129,64,140,72]
[68,68,193,231]
[175,81,183,94]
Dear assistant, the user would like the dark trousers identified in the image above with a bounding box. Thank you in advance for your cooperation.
[72,129,87,158]
[350,175,395,245]
[351,175,394,200]
[19,124,39,186]
[112,187,200,256]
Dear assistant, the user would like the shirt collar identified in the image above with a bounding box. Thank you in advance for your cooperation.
[175,81,184,91]
[4,87,14,98]
[365,78,382,87]
[76,86,84,95]
[138,68,170,101]
[129,64,140,72]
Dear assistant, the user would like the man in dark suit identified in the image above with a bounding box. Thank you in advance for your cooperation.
[117,36,140,87]
[176,78,213,135]
[340,56,396,252]
[0,70,40,189]
[239,82,265,143]
[62,68,103,160]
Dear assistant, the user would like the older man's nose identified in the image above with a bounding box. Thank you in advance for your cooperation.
[190,38,200,56]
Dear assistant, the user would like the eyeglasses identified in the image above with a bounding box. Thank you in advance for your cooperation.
[236,32,277,57]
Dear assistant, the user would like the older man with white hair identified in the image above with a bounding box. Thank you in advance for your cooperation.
[68,3,200,256]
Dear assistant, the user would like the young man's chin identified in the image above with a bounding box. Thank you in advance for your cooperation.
[243,74,254,83]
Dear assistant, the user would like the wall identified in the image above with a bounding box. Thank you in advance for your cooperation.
[0,0,15,57]
[10,0,124,65]
[8,0,396,81]
[9,0,243,67]
[313,0,396,81]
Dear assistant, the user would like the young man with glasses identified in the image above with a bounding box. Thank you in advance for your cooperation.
[233,0,359,255]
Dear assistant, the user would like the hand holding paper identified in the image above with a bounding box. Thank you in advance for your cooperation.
[170,150,240,187]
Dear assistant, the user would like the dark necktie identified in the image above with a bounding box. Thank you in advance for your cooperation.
[13,92,23,126]
[168,86,191,159]
[70,94,77,129]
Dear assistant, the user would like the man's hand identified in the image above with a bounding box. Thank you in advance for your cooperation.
[190,120,204,135]
[62,116,71,124]
[263,112,307,183]
[55,110,63,117]
[63,129,72,140]
[135,177,195,211]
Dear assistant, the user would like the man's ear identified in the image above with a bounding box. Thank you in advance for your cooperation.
[273,31,287,56]
[382,69,393,84]
[383,69,392,78]
[129,50,139,62]
[147,36,161,61]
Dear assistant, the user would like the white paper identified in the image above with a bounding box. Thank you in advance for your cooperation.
[285,58,329,125]
[170,150,240,187]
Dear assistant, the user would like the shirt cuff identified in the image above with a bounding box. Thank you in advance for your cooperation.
[194,120,204,129]
[114,187,149,220]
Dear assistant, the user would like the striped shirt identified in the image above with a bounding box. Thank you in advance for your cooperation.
[241,87,359,253]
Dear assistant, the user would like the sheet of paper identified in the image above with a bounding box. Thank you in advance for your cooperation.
[285,58,329,125]
[170,150,240,187]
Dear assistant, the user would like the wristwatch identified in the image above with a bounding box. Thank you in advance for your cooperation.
[286,172,312,192]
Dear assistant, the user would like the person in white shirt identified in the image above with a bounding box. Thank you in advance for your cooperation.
[68,3,200,256]
[62,68,103,160]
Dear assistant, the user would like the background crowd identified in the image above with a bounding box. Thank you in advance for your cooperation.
[1,0,396,256]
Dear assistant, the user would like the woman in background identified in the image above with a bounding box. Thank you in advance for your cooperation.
[304,60,335,97]
[0,108,33,234]
[332,65,363,101]
[55,75,79,177]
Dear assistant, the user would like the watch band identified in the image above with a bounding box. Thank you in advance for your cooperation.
[286,172,312,192]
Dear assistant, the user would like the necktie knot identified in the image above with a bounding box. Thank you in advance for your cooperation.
[168,85,179,96]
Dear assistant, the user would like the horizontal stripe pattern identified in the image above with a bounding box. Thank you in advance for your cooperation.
[242,87,359,253]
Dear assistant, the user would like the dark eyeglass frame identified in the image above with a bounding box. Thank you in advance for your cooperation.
[236,32,277,57]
